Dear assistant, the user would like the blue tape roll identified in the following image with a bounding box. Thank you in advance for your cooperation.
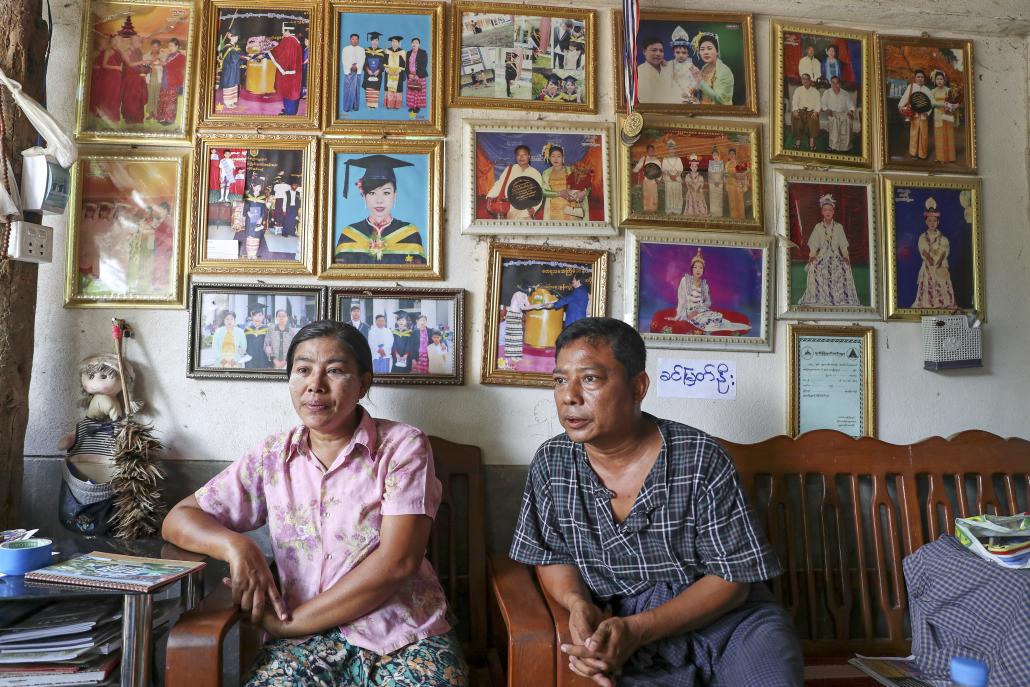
[0,538,53,575]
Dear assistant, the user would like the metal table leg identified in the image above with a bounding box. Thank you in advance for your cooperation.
[182,569,203,611]
[121,593,153,687]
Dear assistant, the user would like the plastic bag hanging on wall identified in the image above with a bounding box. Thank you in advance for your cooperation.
[921,314,982,370]
[0,66,78,168]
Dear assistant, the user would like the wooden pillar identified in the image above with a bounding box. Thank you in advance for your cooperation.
[0,0,47,529]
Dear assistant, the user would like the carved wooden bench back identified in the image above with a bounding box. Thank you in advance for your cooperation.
[721,430,1030,657]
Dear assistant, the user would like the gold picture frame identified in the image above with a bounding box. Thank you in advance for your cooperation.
[482,241,608,387]
[770,21,873,168]
[777,169,881,320]
[65,146,191,308]
[197,0,322,131]
[876,34,976,173]
[449,2,597,113]
[190,134,318,275]
[319,138,443,280]
[324,0,445,136]
[613,9,757,116]
[788,324,876,438]
[617,115,763,232]
[882,174,984,321]
[75,0,198,144]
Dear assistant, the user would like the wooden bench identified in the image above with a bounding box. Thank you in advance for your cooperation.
[165,435,491,687]
[487,430,1030,686]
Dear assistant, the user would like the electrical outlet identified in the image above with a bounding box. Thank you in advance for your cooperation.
[6,220,53,264]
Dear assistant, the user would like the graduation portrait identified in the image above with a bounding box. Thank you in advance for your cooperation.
[76,0,196,143]
[320,139,443,280]
[614,10,756,116]
[199,0,321,129]
[326,0,444,135]
[450,3,597,112]
[771,22,872,168]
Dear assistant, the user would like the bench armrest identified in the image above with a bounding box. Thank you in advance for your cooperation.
[533,572,596,687]
[487,553,556,687]
[166,584,242,687]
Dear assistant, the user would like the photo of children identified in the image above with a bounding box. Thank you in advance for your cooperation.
[211,8,310,118]
[203,146,305,261]
[81,1,193,138]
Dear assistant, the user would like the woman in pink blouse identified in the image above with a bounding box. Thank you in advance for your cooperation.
[163,320,467,685]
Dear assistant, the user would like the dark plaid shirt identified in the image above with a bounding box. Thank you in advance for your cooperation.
[510,415,781,601]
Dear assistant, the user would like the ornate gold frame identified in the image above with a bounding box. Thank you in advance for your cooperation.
[624,229,773,352]
[875,34,977,173]
[777,169,881,320]
[65,146,191,308]
[612,9,757,117]
[481,241,608,387]
[448,2,597,114]
[787,324,876,438]
[189,134,318,275]
[324,0,445,136]
[196,0,322,131]
[318,138,443,280]
[460,120,615,235]
[74,0,198,145]
[616,115,763,232]
[882,174,984,321]
[770,21,873,168]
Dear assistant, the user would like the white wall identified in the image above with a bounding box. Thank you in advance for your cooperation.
[25,1,1030,466]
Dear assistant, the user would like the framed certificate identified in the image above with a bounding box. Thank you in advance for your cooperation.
[787,324,875,437]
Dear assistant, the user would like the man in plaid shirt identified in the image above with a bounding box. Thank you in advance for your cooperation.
[510,318,802,686]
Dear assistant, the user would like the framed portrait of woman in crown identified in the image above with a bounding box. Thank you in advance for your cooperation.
[613,10,757,116]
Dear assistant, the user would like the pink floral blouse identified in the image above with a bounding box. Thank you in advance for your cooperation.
[195,409,451,655]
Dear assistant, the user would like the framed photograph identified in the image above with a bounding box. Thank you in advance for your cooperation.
[883,175,983,321]
[320,138,442,280]
[190,134,317,275]
[877,35,976,173]
[188,282,326,379]
[325,0,445,136]
[778,170,880,320]
[617,115,763,232]
[328,287,464,385]
[64,147,190,308]
[461,121,613,235]
[625,230,773,352]
[449,2,597,113]
[482,242,607,387]
[198,0,321,130]
[613,10,756,116]
[770,22,872,167]
[75,0,197,144]
[788,324,876,438]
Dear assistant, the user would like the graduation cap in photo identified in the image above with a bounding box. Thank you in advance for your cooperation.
[546,73,561,86]
[343,154,414,198]
[367,31,382,41]
[562,75,578,85]
[388,35,404,43]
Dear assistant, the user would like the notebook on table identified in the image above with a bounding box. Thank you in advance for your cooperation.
[23,552,205,593]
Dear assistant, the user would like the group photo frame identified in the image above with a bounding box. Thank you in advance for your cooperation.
[65,146,190,308]
[319,138,443,280]
[449,2,597,113]
[197,0,322,130]
[770,21,873,168]
[625,230,773,352]
[883,175,984,321]
[328,287,465,385]
[617,115,763,232]
[777,170,880,320]
[613,9,757,116]
[461,120,614,235]
[75,0,198,144]
[876,34,976,173]
[187,282,326,379]
[482,242,608,387]
[190,134,318,275]
[325,0,445,136]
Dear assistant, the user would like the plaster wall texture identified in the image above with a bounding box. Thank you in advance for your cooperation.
[24,0,1030,467]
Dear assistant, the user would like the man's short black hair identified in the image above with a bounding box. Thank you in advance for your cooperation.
[554,317,646,380]
[286,319,373,378]
[514,144,531,157]
[642,36,663,50]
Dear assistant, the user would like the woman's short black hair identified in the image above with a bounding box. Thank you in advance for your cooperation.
[360,176,395,196]
[554,317,646,381]
[286,320,374,378]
